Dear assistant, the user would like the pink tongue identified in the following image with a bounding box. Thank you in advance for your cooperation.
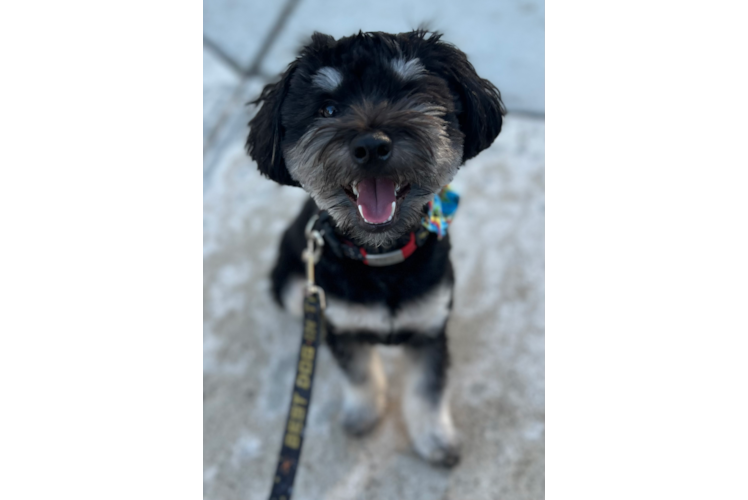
[357,178,396,224]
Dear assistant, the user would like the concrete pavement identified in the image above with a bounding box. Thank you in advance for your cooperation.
[204,1,544,498]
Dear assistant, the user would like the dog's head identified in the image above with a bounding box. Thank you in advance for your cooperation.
[247,30,505,247]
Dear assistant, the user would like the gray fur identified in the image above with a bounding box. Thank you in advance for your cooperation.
[284,97,462,248]
[390,57,426,81]
[311,66,343,91]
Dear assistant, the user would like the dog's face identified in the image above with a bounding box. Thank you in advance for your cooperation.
[247,31,505,247]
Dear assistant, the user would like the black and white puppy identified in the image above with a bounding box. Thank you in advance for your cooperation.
[246,30,504,466]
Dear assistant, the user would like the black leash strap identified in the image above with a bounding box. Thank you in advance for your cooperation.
[267,292,324,500]
[268,215,326,500]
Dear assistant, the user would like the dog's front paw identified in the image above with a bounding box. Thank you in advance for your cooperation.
[341,399,385,436]
[341,379,387,436]
[403,391,461,467]
[410,421,462,467]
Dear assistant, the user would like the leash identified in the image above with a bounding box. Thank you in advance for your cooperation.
[268,214,326,500]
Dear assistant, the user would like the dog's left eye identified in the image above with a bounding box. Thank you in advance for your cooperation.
[320,105,338,118]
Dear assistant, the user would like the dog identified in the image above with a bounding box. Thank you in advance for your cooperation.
[246,30,504,466]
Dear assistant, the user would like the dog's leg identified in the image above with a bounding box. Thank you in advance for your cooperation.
[325,333,387,435]
[278,275,306,318]
[402,330,461,467]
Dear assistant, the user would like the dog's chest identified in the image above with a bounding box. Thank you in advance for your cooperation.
[311,228,454,338]
[324,281,452,336]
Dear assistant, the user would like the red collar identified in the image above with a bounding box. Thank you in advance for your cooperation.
[358,231,418,266]
[315,211,431,267]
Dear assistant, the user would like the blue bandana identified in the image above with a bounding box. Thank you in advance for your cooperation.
[422,185,459,239]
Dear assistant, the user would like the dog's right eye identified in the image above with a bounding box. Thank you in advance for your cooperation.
[320,105,338,118]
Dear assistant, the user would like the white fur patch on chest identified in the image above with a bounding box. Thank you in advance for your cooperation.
[325,282,452,336]
[324,299,391,334]
[393,283,452,333]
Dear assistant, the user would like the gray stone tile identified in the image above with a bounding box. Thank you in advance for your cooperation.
[203,0,294,70]
[259,0,544,113]
[203,77,267,180]
[203,111,544,499]
[203,46,242,146]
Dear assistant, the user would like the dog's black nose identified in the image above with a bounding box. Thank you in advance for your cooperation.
[351,132,392,165]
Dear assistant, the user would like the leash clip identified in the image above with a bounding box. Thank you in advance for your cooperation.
[269,214,327,500]
[302,214,326,309]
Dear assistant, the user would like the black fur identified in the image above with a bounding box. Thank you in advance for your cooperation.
[404,328,450,405]
[421,36,506,161]
[246,61,301,186]
[271,196,455,407]
[271,199,453,312]
[247,30,505,186]
[247,30,503,465]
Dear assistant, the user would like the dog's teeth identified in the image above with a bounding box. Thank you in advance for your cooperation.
[352,182,359,197]
[386,201,396,222]
[358,204,367,222]
[395,183,400,194]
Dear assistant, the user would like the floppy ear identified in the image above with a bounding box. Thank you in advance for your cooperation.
[246,62,301,187]
[429,38,506,162]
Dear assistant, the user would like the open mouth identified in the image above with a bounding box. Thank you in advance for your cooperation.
[342,178,411,226]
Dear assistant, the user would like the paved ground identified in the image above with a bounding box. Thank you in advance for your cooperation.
[203,0,544,115]
[204,2,544,498]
